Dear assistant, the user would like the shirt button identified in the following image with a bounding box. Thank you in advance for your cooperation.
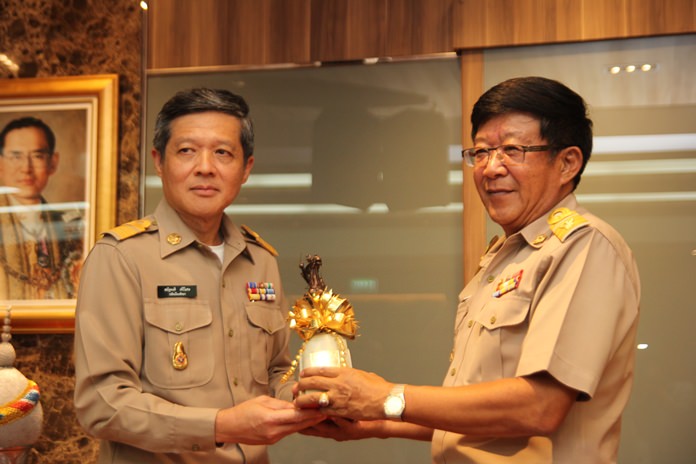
[175,322,183,332]
[487,275,495,283]
[233,378,239,386]
[228,329,234,337]
[490,315,497,325]
[191,444,200,451]
[467,320,474,328]
[450,368,456,376]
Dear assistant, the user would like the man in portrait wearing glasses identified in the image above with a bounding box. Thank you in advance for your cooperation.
[0,116,83,300]
[293,76,641,463]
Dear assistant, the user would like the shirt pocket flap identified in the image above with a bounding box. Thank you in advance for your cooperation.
[144,302,212,334]
[245,302,286,334]
[476,295,530,330]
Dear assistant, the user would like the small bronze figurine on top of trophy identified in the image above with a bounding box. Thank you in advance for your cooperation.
[281,255,358,383]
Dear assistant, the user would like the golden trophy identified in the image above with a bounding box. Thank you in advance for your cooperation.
[281,255,358,383]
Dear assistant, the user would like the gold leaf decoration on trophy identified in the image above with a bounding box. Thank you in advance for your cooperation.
[288,288,358,342]
[281,255,358,383]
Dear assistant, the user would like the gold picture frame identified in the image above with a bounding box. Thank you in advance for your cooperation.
[0,74,118,333]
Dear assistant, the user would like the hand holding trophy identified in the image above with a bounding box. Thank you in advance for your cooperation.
[281,255,358,384]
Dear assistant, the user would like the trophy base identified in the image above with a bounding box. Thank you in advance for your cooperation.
[300,332,352,370]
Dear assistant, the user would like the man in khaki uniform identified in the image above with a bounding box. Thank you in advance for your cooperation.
[74,88,324,463]
[293,77,640,464]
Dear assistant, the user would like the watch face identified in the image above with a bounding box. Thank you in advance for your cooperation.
[386,395,404,415]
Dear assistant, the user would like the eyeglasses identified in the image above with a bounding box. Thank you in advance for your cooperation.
[0,151,51,168]
[461,144,551,167]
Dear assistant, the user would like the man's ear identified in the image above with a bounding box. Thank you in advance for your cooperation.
[558,146,583,186]
[151,149,163,176]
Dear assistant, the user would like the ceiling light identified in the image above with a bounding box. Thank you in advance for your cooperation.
[607,63,656,75]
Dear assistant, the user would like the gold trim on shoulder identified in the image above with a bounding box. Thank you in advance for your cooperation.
[547,207,589,242]
[240,225,278,256]
[102,218,153,241]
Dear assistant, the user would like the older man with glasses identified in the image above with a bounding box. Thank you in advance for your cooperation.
[0,116,83,299]
[294,76,641,464]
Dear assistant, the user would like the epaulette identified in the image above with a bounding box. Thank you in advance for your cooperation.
[547,207,589,242]
[241,225,278,256]
[102,218,155,241]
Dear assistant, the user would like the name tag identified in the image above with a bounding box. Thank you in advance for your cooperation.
[157,285,197,298]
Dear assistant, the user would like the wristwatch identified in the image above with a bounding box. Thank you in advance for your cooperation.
[383,384,406,420]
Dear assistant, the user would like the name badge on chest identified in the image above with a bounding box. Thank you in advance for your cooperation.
[157,285,197,298]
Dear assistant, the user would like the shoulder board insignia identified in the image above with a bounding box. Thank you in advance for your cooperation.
[102,218,155,241]
[241,225,278,257]
[547,207,589,242]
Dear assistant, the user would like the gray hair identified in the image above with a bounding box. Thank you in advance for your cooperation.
[153,88,254,161]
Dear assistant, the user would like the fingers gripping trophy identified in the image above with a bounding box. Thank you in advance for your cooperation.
[281,255,358,389]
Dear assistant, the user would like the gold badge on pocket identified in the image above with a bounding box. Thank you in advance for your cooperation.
[172,341,188,370]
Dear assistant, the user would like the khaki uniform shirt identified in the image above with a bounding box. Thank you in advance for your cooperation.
[74,200,293,463]
[432,194,640,464]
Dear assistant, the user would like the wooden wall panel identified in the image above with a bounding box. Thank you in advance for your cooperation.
[452,0,696,50]
[148,0,311,70]
[459,51,486,285]
[148,0,695,71]
[626,0,696,36]
[580,0,629,40]
[310,0,387,62]
[385,0,454,57]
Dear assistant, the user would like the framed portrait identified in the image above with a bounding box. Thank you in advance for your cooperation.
[0,74,118,333]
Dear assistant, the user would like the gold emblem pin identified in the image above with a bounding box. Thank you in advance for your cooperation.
[167,233,182,245]
[532,234,547,245]
[172,341,188,370]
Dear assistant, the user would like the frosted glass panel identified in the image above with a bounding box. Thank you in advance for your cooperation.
[483,35,696,462]
[145,58,463,463]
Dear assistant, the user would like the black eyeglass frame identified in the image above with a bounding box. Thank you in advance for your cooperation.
[461,144,552,167]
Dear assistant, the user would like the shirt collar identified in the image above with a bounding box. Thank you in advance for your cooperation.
[153,200,250,262]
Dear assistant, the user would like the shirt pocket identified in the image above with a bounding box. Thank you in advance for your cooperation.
[244,301,287,385]
[143,300,214,389]
[473,295,531,380]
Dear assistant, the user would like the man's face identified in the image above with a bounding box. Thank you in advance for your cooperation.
[472,112,572,236]
[152,111,254,226]
[0,126,58,204]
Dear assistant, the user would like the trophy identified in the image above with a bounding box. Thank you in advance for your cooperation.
[281,255,358,383]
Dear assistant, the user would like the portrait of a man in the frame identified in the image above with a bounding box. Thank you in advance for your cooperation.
[0,112,86,300]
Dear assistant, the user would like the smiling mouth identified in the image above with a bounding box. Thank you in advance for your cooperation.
[487,189,512,195]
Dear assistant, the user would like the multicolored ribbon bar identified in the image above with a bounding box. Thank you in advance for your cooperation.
[247,282,276,301]
[492,270,523,298]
